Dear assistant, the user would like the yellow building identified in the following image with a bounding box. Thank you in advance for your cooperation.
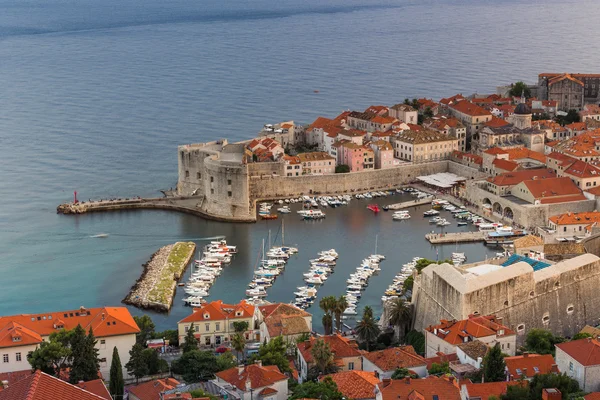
[178,300,260,347]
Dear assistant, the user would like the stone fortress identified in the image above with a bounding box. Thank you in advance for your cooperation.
[411,249,600,345]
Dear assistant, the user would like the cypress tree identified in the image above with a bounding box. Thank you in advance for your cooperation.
[182,323,199,353]
[70,325,100,383]
[109,347,124,398]
[125,343,149,383]
[483,343,506,382]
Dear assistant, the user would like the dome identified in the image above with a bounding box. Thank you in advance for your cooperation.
[514,102,531,115]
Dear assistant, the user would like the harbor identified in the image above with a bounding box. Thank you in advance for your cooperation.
[426,231,487,244]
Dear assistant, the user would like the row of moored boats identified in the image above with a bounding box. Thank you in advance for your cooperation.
[246,239,299,299]
[343,253,386,316]
[292,249,339,309]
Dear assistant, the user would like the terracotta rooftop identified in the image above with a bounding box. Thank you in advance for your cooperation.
[513,235,544,249]
[440,94,465,105]
[461,381,525,400]
[485,116,510,128]
[556,338,600,366]
[449,100,492,117]
[297,334,360,364]
[363,346,427,372]
[378,376,460,400]
[75,379,111,400]
[339,129,367,138]
[502,148,547,163]
[563,160,600,178]
[486,169,555,187]
[456,339,489,361]
[128,378,182,400]
[423,353,458,370]
[297,152,335,162]
[548,73,584,87]
[371,115,396,125]
[549,211,600,226]
[308,117,335,131]
[395,129,456,145]
[585,393,600,400]
[179,300,255,324]
[521,177,584,202]
[425,315,514,345]
[215,363,287,391]
[323,371,379,400]
[0,370,107,400]
[263,314,309,338]
[0,307,139,346]
[504,353,557,379]
[580,326,600,338]
[492,158,519,172]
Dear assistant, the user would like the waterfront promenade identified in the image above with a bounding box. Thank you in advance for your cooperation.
[426,231,486,244]
[388,197,433,210]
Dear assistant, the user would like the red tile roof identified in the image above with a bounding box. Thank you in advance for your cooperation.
[378,376,461,400]
[440,94,465,106]
[504,353,557,379]
[371,115,396,125]
[556,338,600,366]
[425,315,514,346]
[487,169,555,187]
[0,307,139,345]
[297,334,360,364]
[308,117,335,131]
[502,148,547,163]
[462,381,525,400]
[485,116,510,128]
[492,158,519,172]
[423,353,458,370]
[179,300,255,324]
[128,378,181,400]
[548,73,584,87]
[363,346,427,372]
[323,371,379,400]
[521,177,584,202]
[585,393,600,400]
[563,160,600,178]
[75,379,111,400]
[449,101,492,117]
[0,321,43,348]
[0,370,32,389]
[215,363,287,391]
[0,370,107,400]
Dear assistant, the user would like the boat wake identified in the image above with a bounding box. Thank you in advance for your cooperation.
[90,233,109,238]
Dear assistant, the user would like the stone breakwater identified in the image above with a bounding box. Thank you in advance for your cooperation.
[123,242,196,312]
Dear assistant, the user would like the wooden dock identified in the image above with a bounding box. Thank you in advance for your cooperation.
[426,231,486,244]
[388,196,433,210]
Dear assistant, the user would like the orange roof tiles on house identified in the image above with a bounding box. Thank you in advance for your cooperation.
[0,321,44,348]
[556,338,600,366]
[297,152,336,163]
[378,376,461,400]
[363,346,427,372]
[493,158,519,172]
[0,307,139,346]
[179,300,255,324]
[503,148,547,163]
[548,73,584,87]
[462,381,525,400]
[425,315,514,346]
[216,363,287,391]
[339,129,367,138]
[324,371,379,400]
[0,370,107,400]
[449,100,492,117]
[371,115,396,125]
[365,105,388,115]
[586,186,600,197]
[424,353,458,370]
[563,160,600,178]
[585,393,600,400]
[406,123,422,131]
[487,169,556,187]
[128,378,181,400]
[440,94,465,106]
[333,111,352,124]
[485,116,510,128]
[308,117,335,131]
[504,353,557,379]
[0,370,33,389]
[417,98,438,110]
[75,379,111,400]
[566,122,587,131]
[549,211,600,226]
[484,147,508,156]
[522,177,584,202]
[297,334,360,364]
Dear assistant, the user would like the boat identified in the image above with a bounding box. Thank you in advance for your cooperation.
[457,221,468,226]
[343,307,357,315]
[261,214,278,220]
[277,206,291,214]
[393,212,410,220]
[436,219,451,226]
[303,210,326,220]
[367,204,380,213]
[382,205,389,211]
[423,209,440,216]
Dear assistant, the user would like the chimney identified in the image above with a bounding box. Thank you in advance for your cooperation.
[522,368,528,377]
[245,379,252,392]
[101,313,105,320]
[541,388,562,400]
[255,360,262,368]
[78,381,84,384]
[1,380,8,389]
[523,352,529,358]
[404,377,411,384]
[382,378,391,388]
[550,364,559,374]
[237,365,245,375]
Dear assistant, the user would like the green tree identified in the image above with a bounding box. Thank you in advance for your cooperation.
[232,332,246,361]
[423,107,434,119]
[402,275,414,293]
[109,347,124,399]
[355,306,380,351]
[524,329,564,356]
[69,325,100,383]
[296,332,311,343]
[216,352,237,371]
[508,81,531,99]
[27,340,71,376]
[142,348,168,375]
[572,332,592,341]
[405,330,425,355]
[290,377,344,400]
[233,321,249,333]
[319,296,336,335]
[125,343,149,383]
[133,315,156,346]
[189,389,218,400]
[335,165,350,173]
[555,109,581,126]
[482,343,506,383]
[333,296,348,333]
[309,339,338,378]
[388,298,412,342]
[428,361,451,376]
[171,350,219,382]
[249,336,290,373]
[153,329,179,347]
[501,384,530,400]
[391,367,413,379]
[182,323,199,353]
[529,373,580,400]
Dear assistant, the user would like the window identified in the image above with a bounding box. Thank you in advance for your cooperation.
[567,305,574,314]
[517,324,525,333]
[211,189,214,194]
[228,191,232,197]
[533,366,540,374]
[569,362,574,372]
[542,314,550,324]
[16,352,21,362]
[227,179,232,185]
[100,339,106,349]
[205,323,210,332]
[210,176,214,183]
[195,325,199,332]
[216,323,220,331]
[185,170,189,178]
[185,326,189,333]
[2,354,8,363]
[348,362,354,370]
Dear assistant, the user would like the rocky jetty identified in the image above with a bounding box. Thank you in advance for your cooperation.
[123,242,196,312]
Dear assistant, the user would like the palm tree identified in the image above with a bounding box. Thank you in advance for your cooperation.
[310,338,336,376]
[388,298,412,343]
[319,296,336,335]
[231,333,246,363]
[333,296,348,333]
[355,306,380,351]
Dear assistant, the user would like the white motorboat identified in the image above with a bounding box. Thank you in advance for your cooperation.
[343,307,357,315]
[277,206,291,213]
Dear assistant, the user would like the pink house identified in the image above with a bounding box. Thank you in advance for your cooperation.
[339,142,374,172]
[370,140,395,169]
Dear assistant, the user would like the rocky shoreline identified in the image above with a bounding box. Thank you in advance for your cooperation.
[123,242,195,313]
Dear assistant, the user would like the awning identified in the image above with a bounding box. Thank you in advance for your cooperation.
[416,172,467,188]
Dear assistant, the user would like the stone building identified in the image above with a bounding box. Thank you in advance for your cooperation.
[213,362,288,400]
[555,338,600,393]
[391,129,459,163]
[538,73,585,111]
[447,100,492,148]
[297,334,362,382]
[296,152,335,175]
[411,254,600,346]
[424,117,467,151]
[389,104,418,125]
[539,73,600,107]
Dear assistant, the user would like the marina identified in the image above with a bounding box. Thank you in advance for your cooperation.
[425,231,487,244]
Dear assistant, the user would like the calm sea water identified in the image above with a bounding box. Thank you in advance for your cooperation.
[1,0,599,330]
